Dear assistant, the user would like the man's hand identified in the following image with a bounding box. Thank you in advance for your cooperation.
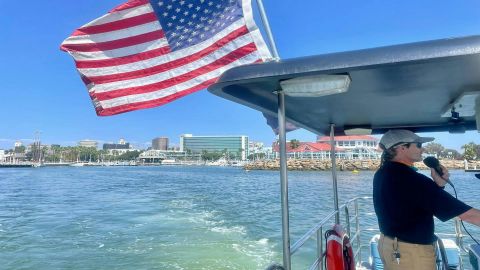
[459,208,480,226]
[430,165,449,187]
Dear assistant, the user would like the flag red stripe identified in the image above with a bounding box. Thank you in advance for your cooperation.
[96,77,217,116]
[62,30,165,52]
[75,46,170,69]
[87,27,251,83]
[93,43,257,101]
[75,26,248,69]
[72,13,157,36]
[110,0,150,12]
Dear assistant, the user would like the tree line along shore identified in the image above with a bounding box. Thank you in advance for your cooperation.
[244,159,480,171]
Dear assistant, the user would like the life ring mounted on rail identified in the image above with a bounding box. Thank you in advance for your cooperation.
[325,224,355,270]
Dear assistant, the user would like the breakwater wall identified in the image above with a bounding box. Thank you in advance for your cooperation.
[244,159,480,171]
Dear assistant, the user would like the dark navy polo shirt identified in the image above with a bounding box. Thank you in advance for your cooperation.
[373,161,471,244]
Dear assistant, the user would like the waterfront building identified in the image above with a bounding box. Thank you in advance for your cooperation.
[263,147,274,159]
[272,141,344,159]
[138,149,201,163]
[102,139,137,155]
[25,142,52,154]
[103,139,130,150]
[0,150,5,162]
[4,152,27,163]
[248,141,274,160]
[180,134,249,160]
[78,139,98,148]
[14,141,26,153]
[317,135,381,159]
[152,137,169,150]
[248,141,264,154]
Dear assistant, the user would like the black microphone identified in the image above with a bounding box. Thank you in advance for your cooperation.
[423,156,453,186]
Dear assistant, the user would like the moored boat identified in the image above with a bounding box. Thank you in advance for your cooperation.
[0,163,34,168]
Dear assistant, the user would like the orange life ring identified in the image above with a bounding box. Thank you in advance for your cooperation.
[325,225,356,270]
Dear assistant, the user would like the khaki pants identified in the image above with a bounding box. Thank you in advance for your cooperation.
[378,234,436,270]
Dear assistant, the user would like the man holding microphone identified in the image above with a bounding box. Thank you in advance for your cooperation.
[373,129,480,269]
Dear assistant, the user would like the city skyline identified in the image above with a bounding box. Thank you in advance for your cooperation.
[1,1,480,151]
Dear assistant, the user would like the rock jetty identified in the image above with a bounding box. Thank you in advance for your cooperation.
[244,159,480,171]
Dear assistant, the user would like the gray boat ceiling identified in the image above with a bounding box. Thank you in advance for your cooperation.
[208,35,480,135]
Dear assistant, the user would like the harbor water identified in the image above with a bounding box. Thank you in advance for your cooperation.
[1,166,479,269]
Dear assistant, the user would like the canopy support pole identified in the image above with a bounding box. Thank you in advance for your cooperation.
[329,124,340,224]
[277,90,291,270]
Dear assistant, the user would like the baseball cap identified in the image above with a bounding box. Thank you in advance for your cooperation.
[379,129,434,149]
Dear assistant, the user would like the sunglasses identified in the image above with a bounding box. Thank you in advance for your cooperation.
[400,142,423,148]
[393,143,423,148]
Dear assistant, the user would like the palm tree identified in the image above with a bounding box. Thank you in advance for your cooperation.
[462,142,478,161]
[290,139,300,149]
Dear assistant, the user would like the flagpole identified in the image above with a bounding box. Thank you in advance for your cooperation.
[255,0,280,60]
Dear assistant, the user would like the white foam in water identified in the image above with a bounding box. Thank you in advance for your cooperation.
[169,199,195,209]
[231,239,277,268]
[159,262,185,270]
[257,238,269,245]
[210,225,246,235]
[187,210,220,226]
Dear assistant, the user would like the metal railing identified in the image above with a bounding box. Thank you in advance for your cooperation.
[290,196,375,270]
[287,197,469,270]
[436,218,468,253]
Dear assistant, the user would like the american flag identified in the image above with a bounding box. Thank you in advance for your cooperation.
[61,0,271,116]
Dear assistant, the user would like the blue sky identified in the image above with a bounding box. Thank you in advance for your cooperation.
[1,0,479,150]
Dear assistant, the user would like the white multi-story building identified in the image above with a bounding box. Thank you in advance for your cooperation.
[317,135,381,159]
[103,139,134,155]
[248,141,264,153]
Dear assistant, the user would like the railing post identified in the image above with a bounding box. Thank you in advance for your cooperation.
[345,207,351,237]
[355,199,361,264]
[454,218,464,251]
[329,124,340,224]
[317,227,324,270]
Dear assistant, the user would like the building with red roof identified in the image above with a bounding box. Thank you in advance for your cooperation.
[272,141,345,159]
[317,135,381,159]
[271,135,381,160]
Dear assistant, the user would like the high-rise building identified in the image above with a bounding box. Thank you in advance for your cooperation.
[152,137,169,150]
[180,134,249,160]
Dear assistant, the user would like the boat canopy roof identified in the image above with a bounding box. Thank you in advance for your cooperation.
[208,35,480,135]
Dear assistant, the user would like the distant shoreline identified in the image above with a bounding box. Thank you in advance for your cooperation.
[244,159,479,171]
